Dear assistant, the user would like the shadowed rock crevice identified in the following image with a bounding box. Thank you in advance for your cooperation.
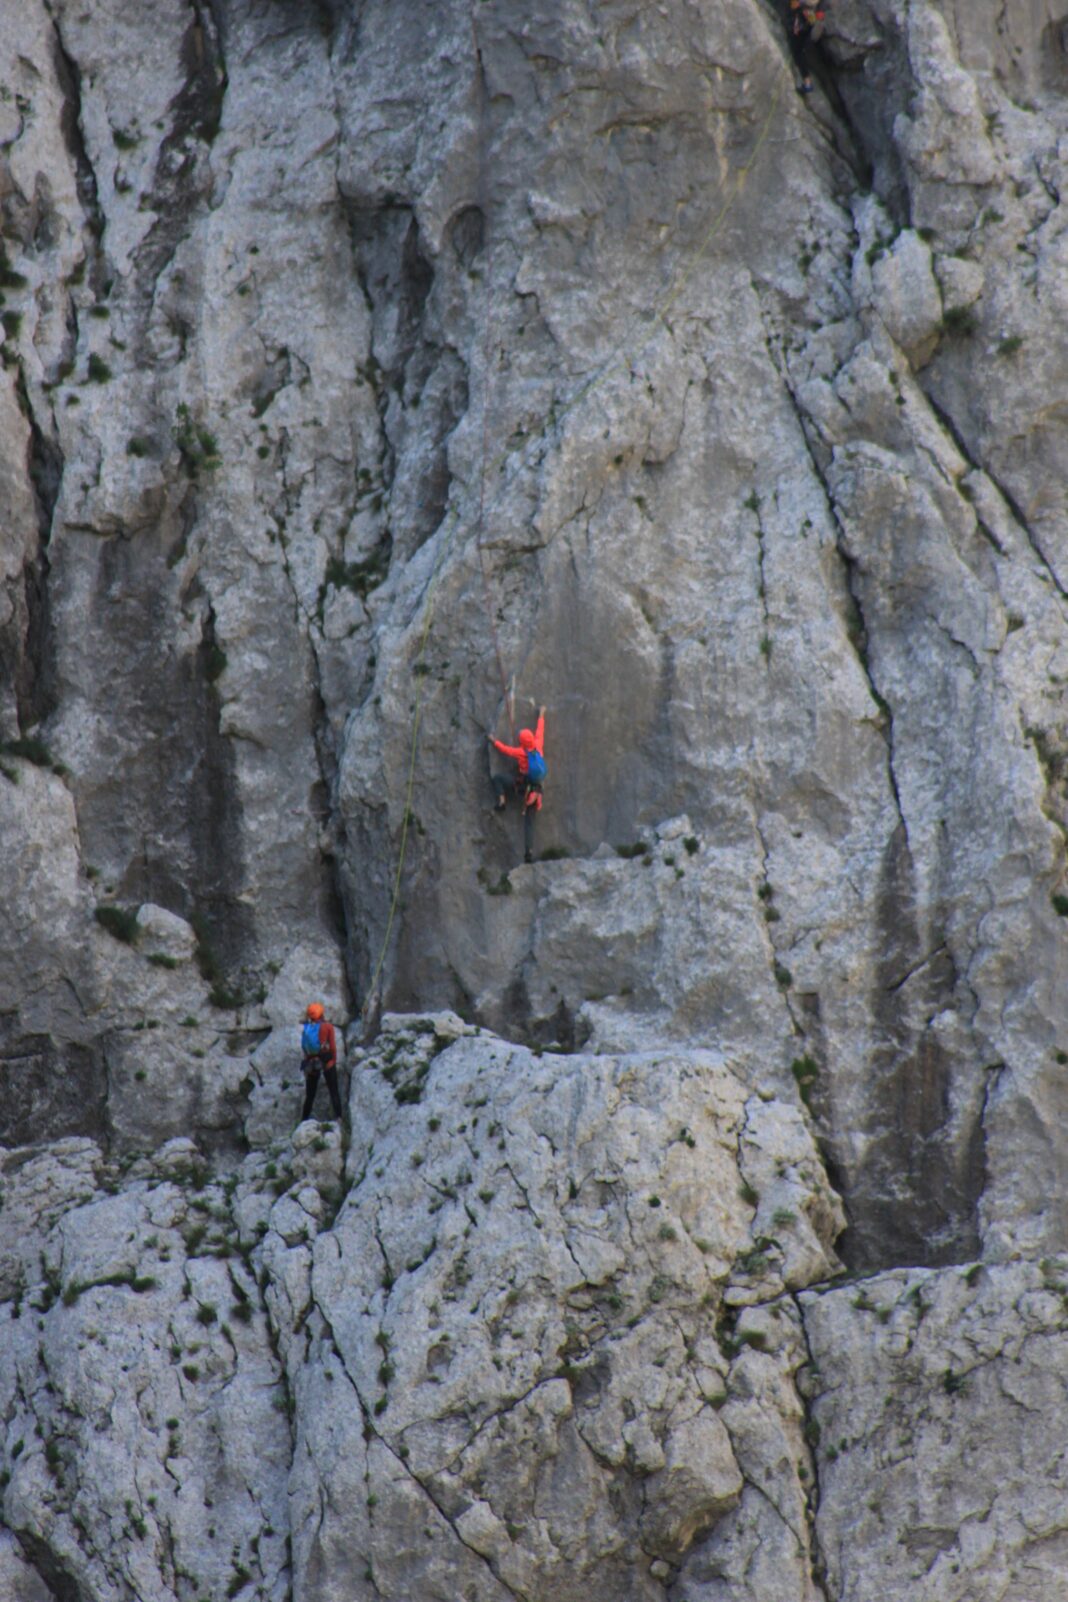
[819,3,911,219]
[130,0,227,294]
[10,374,61,732]
[15,1531,81,1602]
[187,608,252,972]
[56,533,254,1004]
[920,387,1068,601]
[46,2,104,262]
[343,197,469,561]
[832,823,984,1272]
[0,1033,106,1148]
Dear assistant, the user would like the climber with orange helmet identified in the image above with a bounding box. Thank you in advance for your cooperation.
[299,1002,342,1123]
[787,0,828,94]
[489,704,546,865]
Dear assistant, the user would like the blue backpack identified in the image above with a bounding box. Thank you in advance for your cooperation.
[301,1021,322,1057]
[527,749,547,783]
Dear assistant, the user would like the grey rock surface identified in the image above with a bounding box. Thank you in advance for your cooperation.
[0,1020,842,1602]
[1,0,1068,1596]
[803,1257,1068,1601]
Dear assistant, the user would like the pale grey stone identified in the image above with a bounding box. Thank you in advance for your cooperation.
[2,0,1068,1595]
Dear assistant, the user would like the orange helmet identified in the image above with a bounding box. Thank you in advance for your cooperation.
[306,1002,324,1021]
[518,728,536,750]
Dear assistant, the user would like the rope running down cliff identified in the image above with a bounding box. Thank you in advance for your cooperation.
[361,35,788,1025]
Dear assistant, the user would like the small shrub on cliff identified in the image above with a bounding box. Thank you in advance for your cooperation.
[226,1565,252,1600]
[94,904,140,945]
[204,643,227,683]
[791,1055,819,1110]
[1,736,53,767]
[174,402,221,475]
[0,246,27,289]
[208,974,238,1012]
[940,306,978,337]
[323,546,390,601]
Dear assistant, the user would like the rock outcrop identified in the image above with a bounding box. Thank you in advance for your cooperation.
[0,1019,844,1601]
[803,1256,1068,1601]
[2,0,1068,1596]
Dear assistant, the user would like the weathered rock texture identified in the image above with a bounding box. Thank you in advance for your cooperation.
[2,0,1068,1596]
[0,1020,845,1601]
[803,1256,1068,1601]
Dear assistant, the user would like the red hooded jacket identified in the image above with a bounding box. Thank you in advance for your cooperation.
[309,1019,337,1069]
[492,712,544,777]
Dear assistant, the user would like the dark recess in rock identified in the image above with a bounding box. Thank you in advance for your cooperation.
[837,824,982,1272]
[0,1032,107,1148]
[16,1530,85,1602]
[12,372,61,731]
[130,0,227,298]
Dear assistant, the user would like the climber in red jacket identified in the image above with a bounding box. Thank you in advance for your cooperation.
[489,705,546,864]
[300,1002,342,1123]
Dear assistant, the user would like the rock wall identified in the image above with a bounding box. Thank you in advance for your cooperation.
[0,1020,847,1602]
[2,0,1068,1597]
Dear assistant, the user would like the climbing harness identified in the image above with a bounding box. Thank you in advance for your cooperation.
[361,21,787,1027]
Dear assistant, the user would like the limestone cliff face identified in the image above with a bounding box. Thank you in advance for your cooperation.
[2,1,1068,1598]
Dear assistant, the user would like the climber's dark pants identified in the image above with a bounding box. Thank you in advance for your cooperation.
[524,785,542,857]
[301,1061,342,1121]
[789,26,814,78]
[492,775,542,858]
[491,774,516,807]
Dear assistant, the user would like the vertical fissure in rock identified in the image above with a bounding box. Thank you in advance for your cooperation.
[270,486,355,996]
[343,195,473,559]
[974,1058,1006,1246]
[757,311,910,838]
[759,325,996,1274]
[746,802,806,1048]
[790,1292,836,1602]
[11,372,62,731]
[920,387,1068,601]
[185,604,252,980]
[129,0,227,295]
[45,2,105,272]
[833,542,908,837]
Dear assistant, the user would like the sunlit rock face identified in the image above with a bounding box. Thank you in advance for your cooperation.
[2,0,1068,1597]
